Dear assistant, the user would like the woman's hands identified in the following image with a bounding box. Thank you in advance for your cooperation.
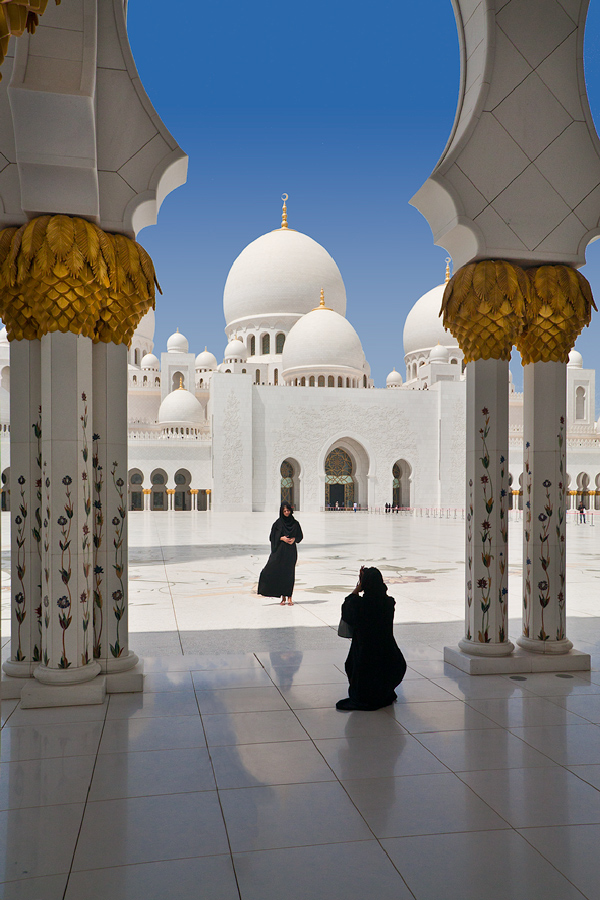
[280,536,295,544]
[352,565,365,594]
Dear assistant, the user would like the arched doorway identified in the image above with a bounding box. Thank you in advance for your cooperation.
[392,460,411,508]
[577,472,590,509]
[280,458,300,508]
[150,469,167,510]
[128,469,144,511]
[174,469,191,510]
[325,447,355,509]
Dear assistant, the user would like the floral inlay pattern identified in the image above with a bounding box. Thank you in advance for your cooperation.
[477,407,493,643]
[92,432,104,658]
[57,474,74,668]
[32,408,42,661]
[466,478,473,641]
[498,453,508,643]
[110,461,126,658]
[80,393,92,665]
[523,442,532,638]
[13,474,27,661]
[556,416,566,640]
[536,477,554,642]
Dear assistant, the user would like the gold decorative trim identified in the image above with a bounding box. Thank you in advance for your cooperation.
[517,265,596,365]
[0,1,60,79]
[441,260,529,363]
[0,215,159,345]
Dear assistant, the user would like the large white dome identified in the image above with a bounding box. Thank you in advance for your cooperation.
[403,284,460,358]
[282,306,365,374]
[196,348,218,370]
[223,229,347,330]
[158,388,203,425]
[134,308,155,342]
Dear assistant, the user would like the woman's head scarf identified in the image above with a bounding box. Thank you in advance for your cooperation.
[361,567,388,598]
[279,501,297,536]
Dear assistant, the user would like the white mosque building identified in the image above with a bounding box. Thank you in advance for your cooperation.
[0,203,599,514]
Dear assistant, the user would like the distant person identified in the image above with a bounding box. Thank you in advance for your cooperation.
[578,500,587,524]
[353,501,358,513]
[335,501,340,511]
[336,566,407,710]
[257,502,303,606]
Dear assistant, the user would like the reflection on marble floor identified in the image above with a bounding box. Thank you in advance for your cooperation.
[2,511,600,898]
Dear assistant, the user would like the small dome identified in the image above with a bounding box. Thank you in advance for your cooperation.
[167,330,189,354]
[386,369,403,387]
[568,349,583,368]
[196,348,218,370]
[282,303,365,374]
[429,343,450,363]
[133,307,155,343]
[224,338,248,361]
[141,353,159,369]
[158,388,204,425]
[403,284,460,358]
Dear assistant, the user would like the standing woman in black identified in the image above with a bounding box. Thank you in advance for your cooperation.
[336,566,406,710]
[257,503,303,605]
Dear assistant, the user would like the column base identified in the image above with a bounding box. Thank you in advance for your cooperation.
[20,675,106,708]
[98,650,140,675]
[445,645,590,675]
[33,660,101,686]
[105,660,144,693]
[516,635,574,654]
[2,659,37,678]
[458,638,515,657]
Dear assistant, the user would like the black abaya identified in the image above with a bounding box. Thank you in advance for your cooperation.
[257,511,303,598]
[340,591,406,709]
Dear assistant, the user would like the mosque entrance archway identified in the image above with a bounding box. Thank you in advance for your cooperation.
[325,447,355,509]
[174,469,191,510]
[150,469,168,510]
[392,459,411,508]
[280,458,300,509]
[128,469,144,511]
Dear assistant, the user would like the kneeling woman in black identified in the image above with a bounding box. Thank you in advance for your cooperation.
[257,503,303,605]
[337,566,406,710]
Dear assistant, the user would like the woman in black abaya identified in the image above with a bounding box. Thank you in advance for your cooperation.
[336,566,406,710]
[257,502,303,605]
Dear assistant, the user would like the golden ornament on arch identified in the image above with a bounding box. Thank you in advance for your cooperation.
[441,259,529,363]
[517,265,596,365]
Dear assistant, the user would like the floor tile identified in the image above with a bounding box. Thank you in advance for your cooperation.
[431,675,528,700]
[265,663,348,687]
[202,710,308,746]
[389,700,498,733]
[550,693,600,724]
[73,792,229,870]
[0,803,84,881]
[1,721,103,762]
[220,781,373,852]
[295,706,405,740]
[65,855,239,900]
[0,755,95,810]
[460,765,600,827]
[99,716,206,754]
[89,748,215,800]
[210,739,335,789]
[233,840,414,900]
[342,771,509,837]
[1,699,18,727]
[195,686,289,715]
[519,824,600,900]
[256,649,346,667]
[142,671,194,692]
[382,829,587,900]
[0,874,68,900]
[277,683,346,709]
[314,733,448,780]
[395,680,457,703]
[567,764,600,791]
[416,728,554,771]
[509,724,600,765]
[192,669,273,690]
[518,673,600,698]
[467,696,589,728]
[107,691,199,719]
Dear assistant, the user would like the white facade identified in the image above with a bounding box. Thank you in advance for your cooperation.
[1,212,600,515]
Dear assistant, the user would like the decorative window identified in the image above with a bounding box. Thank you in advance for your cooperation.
[301,377,306,386]
[274,369,278,385]
[255,369,261,384]
[318,375,325,387]
[262,334,270,355]
[249,335,256,356]
[576,386,586,420]
[276,333,285,354]
[309,375,315,387]
[328,376,335,387]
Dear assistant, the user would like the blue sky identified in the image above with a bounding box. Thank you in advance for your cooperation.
[128,1,600,399]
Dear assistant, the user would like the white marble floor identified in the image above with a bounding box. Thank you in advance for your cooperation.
[2,510,600,899]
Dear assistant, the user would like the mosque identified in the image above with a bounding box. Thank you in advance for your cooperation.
[1,199,597,516]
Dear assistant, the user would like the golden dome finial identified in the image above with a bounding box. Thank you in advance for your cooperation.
[178,375,184,389]
[445,258,452,284]
[281,194,289,230]
[319,288,325,308]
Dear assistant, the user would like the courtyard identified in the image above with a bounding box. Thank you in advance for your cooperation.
[2,511,600,899]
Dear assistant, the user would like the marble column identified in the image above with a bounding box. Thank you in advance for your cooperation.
[167,488,174,510]
[3,339,42,677]
[143,488,151,510]
[517,362,572,653]
[92,342,139,674]
[190,488,198,510]
[459,359,513,656]
[35,332,100,685]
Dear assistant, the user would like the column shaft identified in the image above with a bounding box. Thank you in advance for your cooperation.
[35,333,100,685]
[3,340,42,676]
[92,342,138,673]
[518,362,572,653]
[459,359,514,656]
